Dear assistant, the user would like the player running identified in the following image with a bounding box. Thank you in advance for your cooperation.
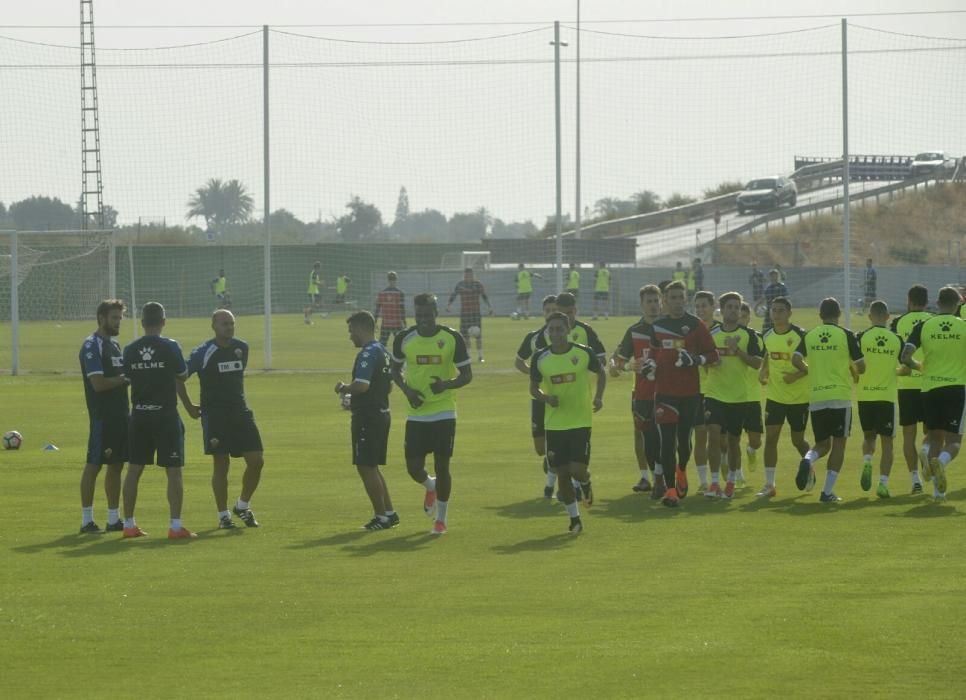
[181,310,264,529]
[703,292,763,499]
[392,293,473,534]
[78,299,130,534]
[337,311,397,530]
[759,296,810,498]
[890,284,931,494]
[446,267,493,363]
[738,301,763,485]
[530,311,607,534]
[792,298,865,503]
[612,284,662,493]
[514,295,557,498]
[855,301,903,498]
[514,263,543,319]
[120,302,196,539]
[304,261,325,324]
[210,269,230,310]
[901,286,966,501]
[646,280,719,507]
[373,271,407,346]
[692,290,718,493]
[592,261,611,321]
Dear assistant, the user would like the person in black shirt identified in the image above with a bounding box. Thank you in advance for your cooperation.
[336,310,397,531]
[78,299,130,534]
[762,269,788,332]
[182,310,264,529]
[120,302,195,539]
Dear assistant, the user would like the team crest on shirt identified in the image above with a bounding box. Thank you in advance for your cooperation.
[682,326,690,333]
[437,339,445,349]
[787,337,794,347]
[234,348,243,358]
[571,355,579,365]
[86,352,93,359]
[209,438,220,448]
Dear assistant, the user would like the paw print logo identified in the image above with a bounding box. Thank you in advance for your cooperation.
[818,332,831,344]
[940,321,953,332]
[875,336,887,347]
[139,346,155,361]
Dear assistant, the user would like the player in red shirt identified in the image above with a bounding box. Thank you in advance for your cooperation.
[612,284,662,493]
[446,268,493,363]
[646,280,719,507]
[373,271,407,346]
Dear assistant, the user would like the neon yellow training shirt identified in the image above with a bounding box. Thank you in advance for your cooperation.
[530,342,602,430]
[392,325,470,420]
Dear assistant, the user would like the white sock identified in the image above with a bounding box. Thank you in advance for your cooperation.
[805,449,819,464]
[911,471,921,485]
[170,518,182,530]
[696,464,708,485]
[423,477,436,492]
[654,464,664,476]
[572,478,581,489]
[640,468,650,479]
[711,471,720,484]
[765,467,776,486]
[124,517,135,528]
[107,508,120,525]
[235,499,250,511]
[863,454,873,464]
[880,474,889,485]
[939,452,952,466]
[823,471,839,494]
[218,510,230,520]
[737,468,746,481]
[81,506,94,526]
[376,513,390,523]
[436,500,448,523]
[746,446,757,457]
[721,452,730,468]
[727,470,737,483]
[384,510,396,517]
[546,471,557,488]
[920,444,931,459]
[565,501,580,518]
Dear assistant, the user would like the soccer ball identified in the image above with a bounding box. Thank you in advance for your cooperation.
[340,393,352,411]
[2,430,23,450]
[467,325,482,338]
[510,312,520,321]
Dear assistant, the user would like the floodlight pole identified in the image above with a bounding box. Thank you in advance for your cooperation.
[263,25,272,369]
[551,22,568,293]
[10,231,19,376]
[841,18,851,326]
[574,1,582,241]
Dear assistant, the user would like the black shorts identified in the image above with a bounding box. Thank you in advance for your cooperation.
[405,418,456,459]
[516,292,532,302]
[654,394,701,426]
[86,414,129,465]
[546,427,591,469]
[764,399,809,432]
[705,397,746,436]
[742,401,764,434]
[352,411,391,466]
[201,408,263,457]
[379,326,404,346]
[459,315,482,337]
[308,293,321,306]
[923,385,966,435]
[858,401,897,437]
[565,288,579,297]
[810,406,852,443]
[129,412,185,468]
[335,293,346,304]
[594,291,609,301]
[531,399,546,438]
[632,397,654,431]
[898,389,925,427]
[693,393,707,427]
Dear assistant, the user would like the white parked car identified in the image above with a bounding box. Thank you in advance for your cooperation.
[909,151,953,178]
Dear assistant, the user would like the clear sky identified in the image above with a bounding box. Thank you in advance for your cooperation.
[2,1,964,227]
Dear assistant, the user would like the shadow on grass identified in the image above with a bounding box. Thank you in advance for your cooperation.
[287,530,370,550]
[884,501,966,518]
[12,533,102,555]
[484,498,562,520]
[491,531,576,555]
[57,534,206,556]
[345,531,437,557]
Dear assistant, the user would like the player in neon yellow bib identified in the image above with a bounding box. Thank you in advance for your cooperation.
[566,263,580,297]
[592,261,611,321]
[530,312,606,534]
[901,286,966,499]
[792,297,866,502]
[391,293,472,535]
[759,296,810,497]
[855,301,903,497]
[514,263,543,319]
[303,261,325,324]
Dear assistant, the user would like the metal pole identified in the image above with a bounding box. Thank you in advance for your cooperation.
[574,1,581,241]
[127,242,137,341]
[263,25,272,369]
[841,18,851,326]
[553,21,564,293]
[11,231,19,375]
[108,229,116,298]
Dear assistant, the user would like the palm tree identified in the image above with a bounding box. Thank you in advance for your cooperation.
[186,178,254,228]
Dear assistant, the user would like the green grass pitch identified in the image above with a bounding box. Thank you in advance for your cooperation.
[2,312,965,698]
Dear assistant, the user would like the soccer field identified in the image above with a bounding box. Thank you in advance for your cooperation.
[2,312,965,698]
